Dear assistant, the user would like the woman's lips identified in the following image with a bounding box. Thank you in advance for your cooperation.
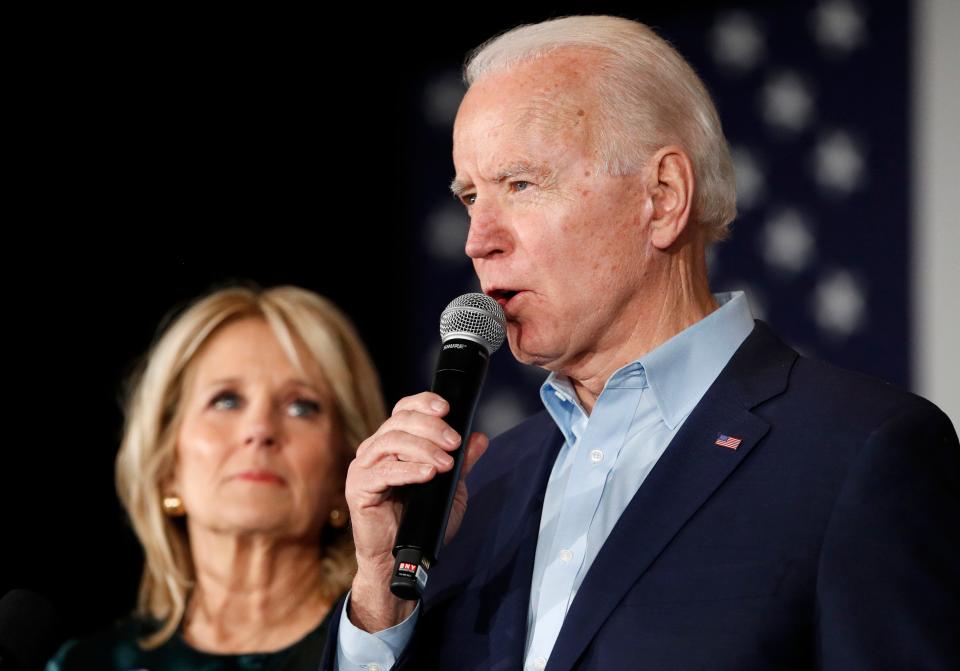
[234,470,285,484]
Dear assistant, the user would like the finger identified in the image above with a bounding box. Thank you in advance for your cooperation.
[354,430,456,470]
[357,411,459,461]
[391,392,450,417]
[444,479,470,545]
[460,432,490,479]
[379,410,462,452]
[452,479,468,509]
[356,460,440,493]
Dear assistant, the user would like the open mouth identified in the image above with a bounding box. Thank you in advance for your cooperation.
[488,289,520,307]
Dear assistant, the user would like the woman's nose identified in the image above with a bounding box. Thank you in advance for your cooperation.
[245,427,277,448]
[244,403,280,448]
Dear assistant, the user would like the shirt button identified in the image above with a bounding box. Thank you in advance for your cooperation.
[590,449,604,463]
[368,665,381,671]
[559,549,573,562]
[534,656,548,670]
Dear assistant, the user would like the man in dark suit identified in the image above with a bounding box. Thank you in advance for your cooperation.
[329,15,959,670]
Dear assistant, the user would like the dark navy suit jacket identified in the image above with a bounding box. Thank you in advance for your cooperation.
[324,322,959,670]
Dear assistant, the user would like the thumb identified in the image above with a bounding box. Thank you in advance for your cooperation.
[461,432,489,479]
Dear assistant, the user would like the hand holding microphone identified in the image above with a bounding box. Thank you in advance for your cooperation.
[344,294,505,630]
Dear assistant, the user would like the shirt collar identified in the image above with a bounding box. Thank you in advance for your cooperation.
[540,291,754,433]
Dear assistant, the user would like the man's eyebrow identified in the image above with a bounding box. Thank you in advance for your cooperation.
[450,177,471,198]
[449,162,551,197]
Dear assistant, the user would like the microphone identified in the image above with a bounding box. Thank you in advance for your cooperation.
[390,293,506,600]
[0,589,60,671]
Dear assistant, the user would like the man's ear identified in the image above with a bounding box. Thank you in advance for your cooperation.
[646,146,695,250]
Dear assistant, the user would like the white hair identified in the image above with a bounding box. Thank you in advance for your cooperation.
[464,15,737,242]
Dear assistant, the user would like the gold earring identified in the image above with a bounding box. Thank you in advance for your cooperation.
[162,494,186,517]
[329,508,348,528]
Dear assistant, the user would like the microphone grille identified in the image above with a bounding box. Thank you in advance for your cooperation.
[439,293,506,354]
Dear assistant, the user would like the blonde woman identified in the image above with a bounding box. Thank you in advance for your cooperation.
[47,284,385,671]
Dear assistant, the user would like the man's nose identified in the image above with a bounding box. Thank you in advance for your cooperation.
[464,199,510,260]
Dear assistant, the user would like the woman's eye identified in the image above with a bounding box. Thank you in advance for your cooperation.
[289,399,321,418]
[211,391,240,410]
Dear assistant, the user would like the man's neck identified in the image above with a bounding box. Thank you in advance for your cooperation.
[566,252,717,414]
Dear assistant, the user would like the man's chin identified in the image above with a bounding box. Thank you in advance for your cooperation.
[506,327,555,368]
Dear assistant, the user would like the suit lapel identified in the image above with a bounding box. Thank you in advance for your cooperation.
[483,415,565,670]
[547,321,797,671]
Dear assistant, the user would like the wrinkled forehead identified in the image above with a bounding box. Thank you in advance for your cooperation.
[454,49,605,144]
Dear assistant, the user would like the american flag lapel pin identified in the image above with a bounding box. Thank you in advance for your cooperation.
[715,433,742,450]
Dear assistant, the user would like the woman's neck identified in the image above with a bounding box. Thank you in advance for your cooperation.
[182,529,331,654]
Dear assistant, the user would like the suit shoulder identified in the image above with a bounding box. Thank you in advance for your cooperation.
[773,353,953,436]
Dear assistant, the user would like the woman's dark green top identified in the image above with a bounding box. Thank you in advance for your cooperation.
[46,606,335,671]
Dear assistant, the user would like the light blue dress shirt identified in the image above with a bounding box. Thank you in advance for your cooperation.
[337,292,755,671]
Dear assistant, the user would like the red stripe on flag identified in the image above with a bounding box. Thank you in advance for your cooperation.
[715,434,742,449]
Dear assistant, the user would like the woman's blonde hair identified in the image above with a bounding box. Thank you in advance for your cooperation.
[114,284,385,648]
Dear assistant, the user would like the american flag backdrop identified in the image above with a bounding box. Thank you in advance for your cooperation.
[402,0,958,437]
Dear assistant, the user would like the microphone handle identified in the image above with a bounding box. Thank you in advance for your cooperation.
[390,339,490,600]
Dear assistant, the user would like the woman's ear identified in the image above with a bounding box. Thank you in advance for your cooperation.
[328,493,350,529]
[161,469,186,517]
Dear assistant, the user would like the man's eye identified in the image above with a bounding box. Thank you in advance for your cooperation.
[289,399,321,418]
[461,194,477,206]
[511,180,530,192]
[211,391,240,410]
